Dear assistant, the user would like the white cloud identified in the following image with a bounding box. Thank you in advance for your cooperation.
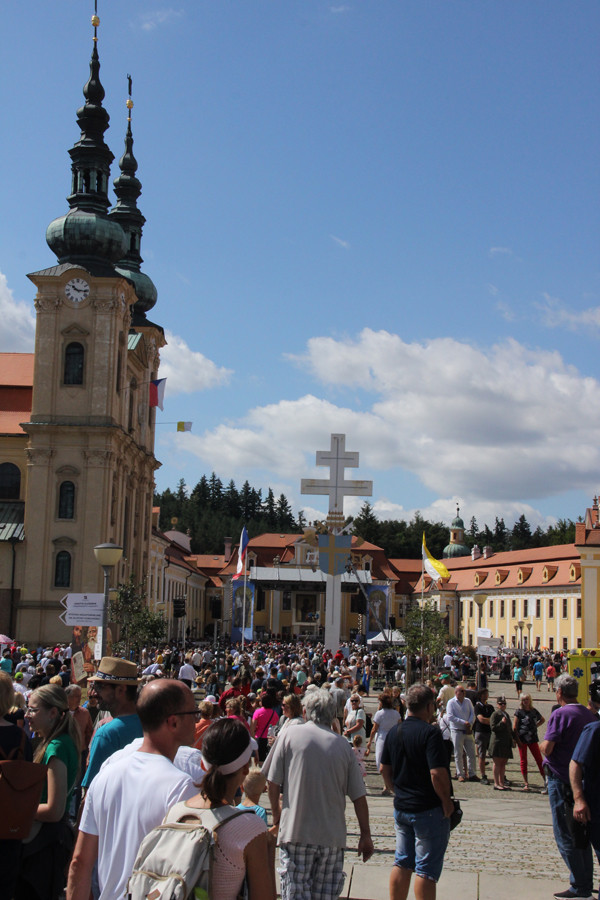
[177,329,600,514]
[138,9,183,31]
[495,299,516,322]
[159,331,232,395]
[489,246,513,257]
[537,293,600,332]
[0,272,35,352]
[330,234,350,249]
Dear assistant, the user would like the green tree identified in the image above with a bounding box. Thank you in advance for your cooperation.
[352,502,381,545]
[108,577,166,657]
[276,493,296,530]
[494,517,508,551]
[511,513,532,551]
[223,480,241,518]
[208,472,223,510]
[263,488,277,529]
[403,601,448,667]
[468,516,478,547]
[546,518,576,545]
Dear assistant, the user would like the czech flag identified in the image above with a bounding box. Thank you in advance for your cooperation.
[149,378,166,411]
[233,526,249,580]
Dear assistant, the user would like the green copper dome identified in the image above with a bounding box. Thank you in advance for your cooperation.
[451,514,465,529]
[443,540,470,558]
[47,209,127,265]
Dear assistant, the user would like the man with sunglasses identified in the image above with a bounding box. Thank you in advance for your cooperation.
[67,678,197,900]
[81,657,143,790]
[446,684,479,782]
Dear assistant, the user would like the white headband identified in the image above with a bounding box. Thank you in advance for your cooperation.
[202,736,258,776]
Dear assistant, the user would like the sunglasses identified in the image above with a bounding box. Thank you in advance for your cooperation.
[171,710,202,720]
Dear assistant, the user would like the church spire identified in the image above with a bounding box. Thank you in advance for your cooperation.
[110,76,157,313]
[46,3,126,267]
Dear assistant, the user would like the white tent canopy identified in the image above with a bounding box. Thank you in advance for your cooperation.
[367,629,405,646]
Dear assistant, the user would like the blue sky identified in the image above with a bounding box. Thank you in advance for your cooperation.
[1,1,599,534]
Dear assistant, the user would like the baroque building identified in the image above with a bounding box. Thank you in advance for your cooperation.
[0,16,164,641]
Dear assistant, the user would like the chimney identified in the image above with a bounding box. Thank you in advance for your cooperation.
[471,544,481,561]
[224,536,232,562]
[483,545,494,559]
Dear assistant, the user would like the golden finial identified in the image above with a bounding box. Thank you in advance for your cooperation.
[92,1,99,42]
[126,74,133,121]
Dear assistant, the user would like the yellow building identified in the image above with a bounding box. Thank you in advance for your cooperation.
[413,543,582,653]
[0,25,164,643]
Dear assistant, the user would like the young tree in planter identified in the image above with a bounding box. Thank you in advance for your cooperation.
[108,577,166,658]
[403,601,448,682]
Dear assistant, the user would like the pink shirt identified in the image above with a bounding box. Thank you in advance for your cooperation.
[252,707,279,738]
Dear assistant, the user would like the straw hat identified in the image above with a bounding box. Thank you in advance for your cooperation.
[87,657,140,686]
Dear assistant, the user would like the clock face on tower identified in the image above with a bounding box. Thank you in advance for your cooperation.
[65,278,90,304]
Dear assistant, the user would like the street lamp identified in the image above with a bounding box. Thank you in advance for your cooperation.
[517,620,525,657]
[473,594,487,689]
[526,622,533,652]
[94,543,123,658]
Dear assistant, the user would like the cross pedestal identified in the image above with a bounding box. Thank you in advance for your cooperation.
[301,434,372,651]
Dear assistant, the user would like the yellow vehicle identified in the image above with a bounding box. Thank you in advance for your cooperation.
[567,649,600,704]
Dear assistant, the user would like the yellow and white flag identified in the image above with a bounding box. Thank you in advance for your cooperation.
[422,533,449,582]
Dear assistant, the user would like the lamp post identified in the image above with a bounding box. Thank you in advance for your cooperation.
[94,543,123,658]
[517,620,525,658]
[526,622,533,653]
[513,623,519,650]
[473,594,487,690]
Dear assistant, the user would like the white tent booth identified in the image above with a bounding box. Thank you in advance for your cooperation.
[367,629,405,646]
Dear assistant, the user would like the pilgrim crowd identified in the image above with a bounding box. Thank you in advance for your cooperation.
[0,638,599,900]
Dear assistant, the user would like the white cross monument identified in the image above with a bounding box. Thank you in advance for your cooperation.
[301,433,372,649]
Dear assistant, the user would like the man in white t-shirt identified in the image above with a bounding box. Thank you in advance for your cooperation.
[267,687,374,900]
[66,680,198,900]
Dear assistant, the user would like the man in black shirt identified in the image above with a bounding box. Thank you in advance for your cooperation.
[381,684,454,900]
[473,688,494,785]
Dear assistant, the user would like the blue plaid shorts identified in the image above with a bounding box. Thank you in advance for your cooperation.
[278,842,346,900]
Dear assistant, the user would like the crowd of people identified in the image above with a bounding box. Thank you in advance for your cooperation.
[0,637,599,900]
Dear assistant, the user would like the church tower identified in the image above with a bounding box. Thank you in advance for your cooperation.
[442,504,471,559]
[18,11,164,640]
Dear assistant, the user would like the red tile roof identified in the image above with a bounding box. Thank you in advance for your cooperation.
[412,543,579,593]
[0,356,33,434]
[0,354,34,387]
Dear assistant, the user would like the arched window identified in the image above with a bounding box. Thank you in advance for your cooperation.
[64,342,84,385]
[0,462,21,500]
[54,551,71,588]
[58,481,75,519]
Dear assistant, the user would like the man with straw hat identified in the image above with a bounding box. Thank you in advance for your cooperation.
[81,657,142,790]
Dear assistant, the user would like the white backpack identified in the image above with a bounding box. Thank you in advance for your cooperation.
[127,804,252,900]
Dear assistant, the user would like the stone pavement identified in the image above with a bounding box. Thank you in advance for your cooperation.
[267,677,600,898]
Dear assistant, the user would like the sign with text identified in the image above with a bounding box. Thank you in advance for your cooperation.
[59,593,104,627]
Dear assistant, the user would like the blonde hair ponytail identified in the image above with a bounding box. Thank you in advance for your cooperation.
[30,684,81,763]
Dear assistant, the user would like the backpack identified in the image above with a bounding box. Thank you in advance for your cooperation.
[0,732,48,840]
[127,804,253,900]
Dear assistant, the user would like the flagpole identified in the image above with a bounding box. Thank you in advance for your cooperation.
[420,551,425,684]
[241,564,248,651]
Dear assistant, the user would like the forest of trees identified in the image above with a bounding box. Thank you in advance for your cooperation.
[154,475,579,559]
